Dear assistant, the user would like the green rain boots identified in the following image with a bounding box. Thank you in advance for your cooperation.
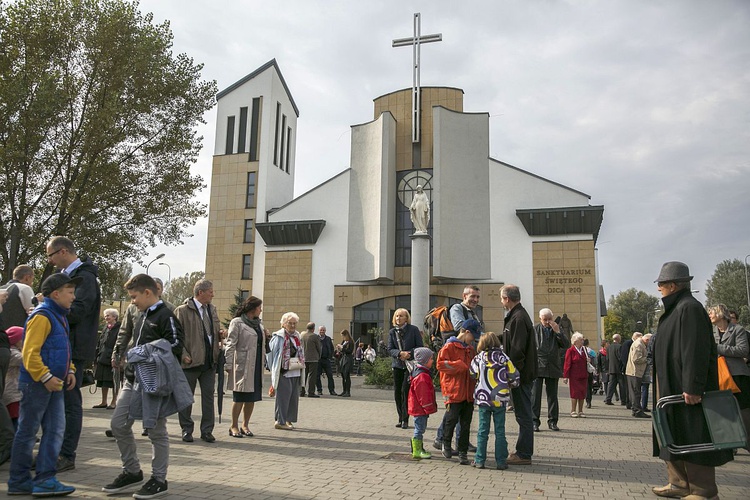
[411,438,432,460]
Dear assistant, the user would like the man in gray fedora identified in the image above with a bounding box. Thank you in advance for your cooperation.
[651,261,732,500]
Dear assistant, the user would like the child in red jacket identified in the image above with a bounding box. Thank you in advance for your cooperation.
[408,347,437,459]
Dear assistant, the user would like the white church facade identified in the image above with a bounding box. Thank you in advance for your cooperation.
[205,58,604,345]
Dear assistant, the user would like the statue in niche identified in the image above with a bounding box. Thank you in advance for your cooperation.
[409,184,430,233]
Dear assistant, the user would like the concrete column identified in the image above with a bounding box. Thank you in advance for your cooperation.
[410,233,431,333]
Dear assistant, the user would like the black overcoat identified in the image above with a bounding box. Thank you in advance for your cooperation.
[652,288,733,466]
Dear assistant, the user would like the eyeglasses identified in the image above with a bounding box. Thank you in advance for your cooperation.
[657,281,673,288]
[47,248,63,258]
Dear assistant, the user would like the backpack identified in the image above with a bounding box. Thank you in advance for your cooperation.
[424,306,453,350]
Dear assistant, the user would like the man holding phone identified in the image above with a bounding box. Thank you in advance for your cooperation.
[531,308,568,432]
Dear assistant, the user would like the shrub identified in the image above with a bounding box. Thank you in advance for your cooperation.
[364,357,394,387]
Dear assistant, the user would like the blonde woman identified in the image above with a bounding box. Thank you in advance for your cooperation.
[387,308,423,429]
[267,312,304,430]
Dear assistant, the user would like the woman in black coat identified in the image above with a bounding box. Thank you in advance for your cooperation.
[387,308,423,429]
[93,308,121,409]
[337,330,354,397]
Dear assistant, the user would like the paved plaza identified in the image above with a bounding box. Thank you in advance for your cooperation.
[1,373,748,499]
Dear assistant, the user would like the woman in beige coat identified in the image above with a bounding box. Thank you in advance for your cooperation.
[224,296,268,437]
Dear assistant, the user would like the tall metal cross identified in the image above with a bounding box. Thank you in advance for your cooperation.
[392,13,442,144]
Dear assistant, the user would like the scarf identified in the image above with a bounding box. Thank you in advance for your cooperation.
[241,314,262,331]
[281,330,304,370]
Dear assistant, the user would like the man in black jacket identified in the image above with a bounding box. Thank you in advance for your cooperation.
[604,334,624,405]
[46,236,101,472]
[105,274,184,499]
[531,308,567,432]
[501,284,537,465]
[619,335,634,408]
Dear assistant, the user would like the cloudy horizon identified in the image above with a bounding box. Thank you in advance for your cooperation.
[134,0,750,308]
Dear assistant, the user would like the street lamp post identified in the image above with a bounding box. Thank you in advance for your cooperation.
[159,262,171,283]
[745,254,750,313]
[146,253,165,274]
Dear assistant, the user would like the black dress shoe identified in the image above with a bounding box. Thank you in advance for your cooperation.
[634,412,651,419]
[142,428,149,436]
[330,391,338,396]
[548,422,560,431]
[308,394,320,398]
[604,401,614,405]
[396,421,404,428]
[182,431,194,443]
[533,424,540,432]
[200,432,216,443]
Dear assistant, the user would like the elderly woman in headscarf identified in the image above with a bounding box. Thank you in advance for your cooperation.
[267,312,304,430]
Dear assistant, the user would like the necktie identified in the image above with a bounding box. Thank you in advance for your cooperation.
[202,305,213,345]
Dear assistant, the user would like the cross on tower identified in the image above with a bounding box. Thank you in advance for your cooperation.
[392,13,442,144]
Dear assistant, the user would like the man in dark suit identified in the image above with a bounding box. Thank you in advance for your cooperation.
[315,326,337,396]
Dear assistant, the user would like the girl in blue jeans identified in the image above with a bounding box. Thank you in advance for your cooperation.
[468,332,520,469]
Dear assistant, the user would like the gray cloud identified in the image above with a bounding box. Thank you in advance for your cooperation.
[137,0,750,304]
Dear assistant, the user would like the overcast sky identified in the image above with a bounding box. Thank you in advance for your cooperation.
[137,0,750,305]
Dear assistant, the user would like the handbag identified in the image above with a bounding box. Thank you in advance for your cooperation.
[288,357,304,371]
[717,356,740,393]
[584,348,595,374]
[395,330,416,373]
[81,368,96,387]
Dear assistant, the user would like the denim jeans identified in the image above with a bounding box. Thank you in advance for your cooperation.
[413,415,428,439]
[641,382,650,410]
[475,405,508,466]
[510,381,534,459]
[8,381,66,488]
[60,357,84,460]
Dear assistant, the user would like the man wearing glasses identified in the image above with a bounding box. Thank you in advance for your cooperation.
[45,236,102,473]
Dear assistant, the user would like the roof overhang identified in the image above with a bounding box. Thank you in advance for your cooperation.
[515,205,604,243]
[255,220,326,246]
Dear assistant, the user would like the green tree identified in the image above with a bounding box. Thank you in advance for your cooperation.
[605,288,660,340]
[99,261,133,301]
[223,288,245,329]
[603,310,626,342]
[0,0,216,275]
[162,271,204,305]
[705,258,750,325]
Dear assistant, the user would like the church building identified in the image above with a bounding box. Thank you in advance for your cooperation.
[204,55,604,345]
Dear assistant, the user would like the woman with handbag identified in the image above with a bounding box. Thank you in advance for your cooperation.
[267,312,304,430]
[93,308,121,409]
[337,330,354,397]
[224,295,268,438]
[563,332,589,418]
[709,304,750,449]
[387,308,423,429]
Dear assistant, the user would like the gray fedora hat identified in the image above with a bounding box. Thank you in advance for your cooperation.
[654,261,693,283]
